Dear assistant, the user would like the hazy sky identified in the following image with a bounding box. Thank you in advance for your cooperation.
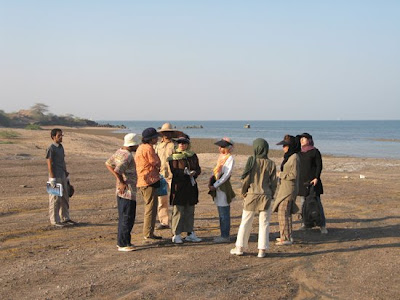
[1,1,399,121]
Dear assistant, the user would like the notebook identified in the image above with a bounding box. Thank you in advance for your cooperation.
[46,182,63,197]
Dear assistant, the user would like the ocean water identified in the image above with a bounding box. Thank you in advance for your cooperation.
[98,120,400,159]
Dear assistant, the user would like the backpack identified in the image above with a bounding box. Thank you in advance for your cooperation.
[302,185,322,227]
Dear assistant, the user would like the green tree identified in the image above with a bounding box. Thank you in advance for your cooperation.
[0,110,11,127]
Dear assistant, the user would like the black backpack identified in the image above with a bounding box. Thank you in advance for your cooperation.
[302,185,322,227]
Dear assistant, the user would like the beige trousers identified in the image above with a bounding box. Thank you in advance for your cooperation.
[139,186,158,237]
[49,177,70,224]
[235,207,272,250]
[157,178,171,225]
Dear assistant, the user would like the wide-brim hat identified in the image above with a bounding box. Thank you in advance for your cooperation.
[142,127,160,140]
[123,133,140,147]
[159,123,177,132]
[214,137,234,148]
[158,122,183,138]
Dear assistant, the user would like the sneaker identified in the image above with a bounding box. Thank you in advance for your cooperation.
[275,240,293,246]
[53,222,65,227]
[276,237,294,243]
[185,232,202,243]
[230,247,244,256]
[299,224,307,230]
[320,227,328,234]
[63,219,77,225]
[172,234,183,244]
[156,224,170,230]
[144,234,162,240]
[117,244,133,247]
[213,236,230,243]
[118,246,135,252]
[257,250,266,258]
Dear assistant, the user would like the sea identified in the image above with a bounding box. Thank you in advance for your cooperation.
[98,120,400,159]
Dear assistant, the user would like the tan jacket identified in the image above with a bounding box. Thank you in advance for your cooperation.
[155,140,175,180]
[241,158,277,211]
[272,153,300,213]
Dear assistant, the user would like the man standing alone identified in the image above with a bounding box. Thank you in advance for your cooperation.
[46,128,75,227]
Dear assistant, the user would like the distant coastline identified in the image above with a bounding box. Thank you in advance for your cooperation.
[0,103,126,129]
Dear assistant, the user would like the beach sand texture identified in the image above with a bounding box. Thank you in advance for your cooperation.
[1,128,399,299]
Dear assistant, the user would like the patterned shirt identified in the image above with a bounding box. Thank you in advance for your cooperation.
[135,143,161,187]
[105,148,137,200]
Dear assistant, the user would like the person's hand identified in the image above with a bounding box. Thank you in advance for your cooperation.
[49,178,56,188]
[118,181,127,193]
[310,178,318,186]
[209,185,216,191]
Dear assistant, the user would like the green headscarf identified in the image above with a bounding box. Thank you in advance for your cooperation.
[167,144,195,161]
[241,138,269,179]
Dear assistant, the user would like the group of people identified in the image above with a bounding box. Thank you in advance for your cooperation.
[46,125,327,255]
[230,133,327,257]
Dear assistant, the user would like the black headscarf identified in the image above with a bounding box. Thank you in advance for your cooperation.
[280,135,297,171]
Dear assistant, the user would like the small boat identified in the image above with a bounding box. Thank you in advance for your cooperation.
[244,124,250,129]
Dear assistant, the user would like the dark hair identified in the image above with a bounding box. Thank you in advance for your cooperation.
[51,128,62,138]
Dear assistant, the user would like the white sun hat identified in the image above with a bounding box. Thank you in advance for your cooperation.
[123,133,140,147]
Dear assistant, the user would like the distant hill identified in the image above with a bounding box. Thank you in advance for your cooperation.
[0,103,125,129]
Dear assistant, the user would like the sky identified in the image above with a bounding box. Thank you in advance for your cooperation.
[0,1,399,121]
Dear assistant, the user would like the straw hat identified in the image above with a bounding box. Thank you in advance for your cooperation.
[158,123,183,138]
[159,123,178,132]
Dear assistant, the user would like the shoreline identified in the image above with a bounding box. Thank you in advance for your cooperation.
[5,126,399,160]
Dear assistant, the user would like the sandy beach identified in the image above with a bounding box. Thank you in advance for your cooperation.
[0,127,399,299]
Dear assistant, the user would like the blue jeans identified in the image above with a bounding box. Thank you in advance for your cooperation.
[117,196,136,247]
[217,206,230,238]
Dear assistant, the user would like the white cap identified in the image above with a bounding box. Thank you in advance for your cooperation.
[123,133,140,147]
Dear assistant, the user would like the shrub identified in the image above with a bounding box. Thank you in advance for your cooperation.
[25,124,42,130]
[0,130,20,139]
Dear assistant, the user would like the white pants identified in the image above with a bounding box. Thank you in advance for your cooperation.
[235,207,272,250]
